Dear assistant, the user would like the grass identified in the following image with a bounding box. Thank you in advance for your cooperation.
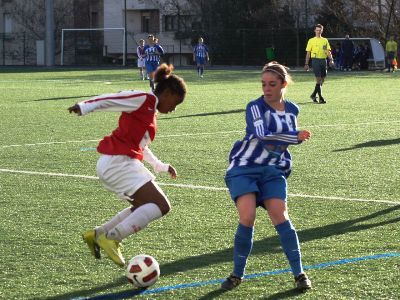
[0,67,399,300]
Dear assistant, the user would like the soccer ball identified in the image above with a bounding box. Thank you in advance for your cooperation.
[126,254,160,288]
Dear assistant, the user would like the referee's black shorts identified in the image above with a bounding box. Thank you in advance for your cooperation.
[311,58,327,78]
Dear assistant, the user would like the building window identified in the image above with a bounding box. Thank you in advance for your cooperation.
[164,15,178,31]
[142,15,150,33]
[91,12,98,28]
[4,13,12,33]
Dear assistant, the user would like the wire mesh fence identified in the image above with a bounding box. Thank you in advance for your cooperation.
[0,28,311,67]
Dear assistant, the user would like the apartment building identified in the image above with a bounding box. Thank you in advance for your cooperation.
[0,0,199,66]
[102,0,197,66]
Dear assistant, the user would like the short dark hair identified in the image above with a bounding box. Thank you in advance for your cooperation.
[315,24,323,30]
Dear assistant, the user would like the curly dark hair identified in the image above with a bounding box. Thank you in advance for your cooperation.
[153,64,187,101]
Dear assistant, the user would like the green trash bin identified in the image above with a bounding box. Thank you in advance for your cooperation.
[266,47,275,61]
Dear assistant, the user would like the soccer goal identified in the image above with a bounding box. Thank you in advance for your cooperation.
[61,28,125,66]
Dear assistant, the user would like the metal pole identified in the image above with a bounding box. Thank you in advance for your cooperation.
[45,0,55,66]
[124,0,127,66]
[123,29,126,66]
[61,29,64,65]
[305,0,308,40]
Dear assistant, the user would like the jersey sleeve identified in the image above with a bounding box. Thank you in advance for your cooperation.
[305,38,312,52]
[78,91,150,115]
[155,44,165,55]
[136,47,142,57]
[246,102,300,145]
[143,146,169,173]
[325,38,332,51]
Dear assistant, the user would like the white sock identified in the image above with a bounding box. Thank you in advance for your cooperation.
[107,203,162,241]
[95,206,132,237]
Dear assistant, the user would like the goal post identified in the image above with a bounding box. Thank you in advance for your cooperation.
[61,28,126,66]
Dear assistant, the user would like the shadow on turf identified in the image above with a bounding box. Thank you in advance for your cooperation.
[26,95,98,102]
[262,287,302,299]
[158,108,245,120]
[197,289,229,299]
[333,137,400,152]
[46,204,400,299]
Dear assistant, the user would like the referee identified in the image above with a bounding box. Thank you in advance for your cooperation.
[304,24,334,104]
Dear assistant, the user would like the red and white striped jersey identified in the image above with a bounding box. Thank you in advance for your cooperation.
[78,90,158,160]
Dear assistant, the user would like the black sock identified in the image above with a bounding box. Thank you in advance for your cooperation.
[311,84,318,97]
[316,84,322,98]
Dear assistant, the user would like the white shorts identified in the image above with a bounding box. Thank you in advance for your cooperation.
[96,155,155,200]
[137,58,145,68]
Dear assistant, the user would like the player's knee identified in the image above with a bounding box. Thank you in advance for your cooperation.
[239,215,256,227]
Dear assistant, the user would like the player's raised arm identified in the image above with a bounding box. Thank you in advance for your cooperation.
[68,91,152,116]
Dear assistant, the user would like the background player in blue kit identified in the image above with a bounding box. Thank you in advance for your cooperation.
[144,34,165,90]
[193,37,209,77]
[222,61,312,292]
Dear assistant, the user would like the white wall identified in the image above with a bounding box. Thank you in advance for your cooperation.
[104,0,125,53]
[103,0,193,59]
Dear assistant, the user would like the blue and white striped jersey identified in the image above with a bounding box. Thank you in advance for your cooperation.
[144,44,165,62]
[193,44,209,58]
[227,96,302,175]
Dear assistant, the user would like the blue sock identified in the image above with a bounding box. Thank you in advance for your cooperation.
[233,223,254,278]
[275,220,303,277]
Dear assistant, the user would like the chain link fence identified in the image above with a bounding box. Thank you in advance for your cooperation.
[1,28,311,67]
[0,32,39,65]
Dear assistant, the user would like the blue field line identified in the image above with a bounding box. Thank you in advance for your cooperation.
[80,147,97,151]
[76,252,400,300]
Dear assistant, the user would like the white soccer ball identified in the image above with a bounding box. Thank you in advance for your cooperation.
[126,254,160,288]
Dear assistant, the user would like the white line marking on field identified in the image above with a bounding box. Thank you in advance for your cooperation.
[1,120,400,149]
[306,120,400,128]
[0,139,101,148]
[0,168,399,205]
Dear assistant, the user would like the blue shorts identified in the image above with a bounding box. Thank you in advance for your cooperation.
[225,165,287,208]
[145,61,159,74]
[195,57,206,65]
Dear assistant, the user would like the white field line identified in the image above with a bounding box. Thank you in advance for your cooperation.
[0,79,122,83]
[0,168,399,205]
[2,120,400,149]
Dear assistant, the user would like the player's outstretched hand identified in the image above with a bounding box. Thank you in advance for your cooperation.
[304,64,310,71]
[168,165,177,179]
[298,130,311,141]
[68,104,82,115]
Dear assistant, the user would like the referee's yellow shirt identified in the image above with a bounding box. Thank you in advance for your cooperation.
[306,37,331,59]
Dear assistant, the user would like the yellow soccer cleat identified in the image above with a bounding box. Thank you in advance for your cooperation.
[96,233,125,267]
[82,230,101,259]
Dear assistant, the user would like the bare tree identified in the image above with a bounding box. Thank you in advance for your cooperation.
[6,0,74,49]
[153,0,195,34]
[317,0,399,40]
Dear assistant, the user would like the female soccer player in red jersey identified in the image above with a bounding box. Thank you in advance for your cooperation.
[68,64,186,267]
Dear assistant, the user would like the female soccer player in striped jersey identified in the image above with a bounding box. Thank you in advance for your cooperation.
[68,64,186,267]
[222,61,312,291]
[144,34,165,91]
[193,37,209,77]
